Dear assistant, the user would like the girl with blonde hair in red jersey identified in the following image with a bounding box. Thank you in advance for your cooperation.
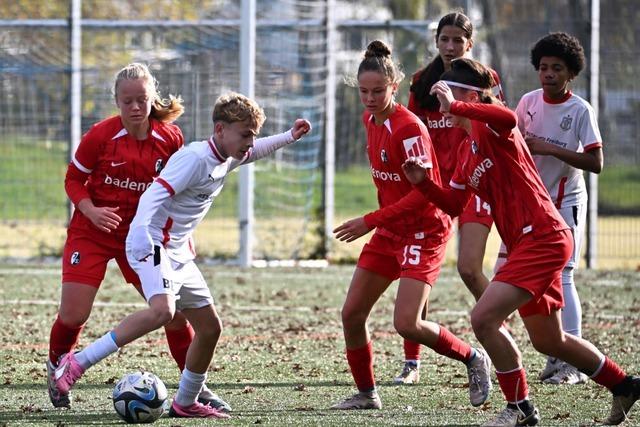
[403,57,639,426]
[330,40,492,411]
[397,10,509,385]
[47,63,229,413]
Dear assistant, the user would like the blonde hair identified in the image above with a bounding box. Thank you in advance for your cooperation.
[212,91,266,131]
[113,63,184,123]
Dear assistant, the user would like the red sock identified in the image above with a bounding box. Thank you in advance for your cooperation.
[496,367,529,403]
[49,315,83,364]
[592,357,627,390]
[164,323,194,371]
[403,339,421,361]
[432,326,472,363]
[346,341,375,392]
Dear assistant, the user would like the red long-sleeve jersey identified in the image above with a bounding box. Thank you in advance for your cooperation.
[65,116,183,239]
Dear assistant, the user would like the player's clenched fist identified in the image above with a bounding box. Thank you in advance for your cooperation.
[291,119,312,140]
[402,157,430,186]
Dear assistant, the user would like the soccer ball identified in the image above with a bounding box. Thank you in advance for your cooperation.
[112,371,168,423]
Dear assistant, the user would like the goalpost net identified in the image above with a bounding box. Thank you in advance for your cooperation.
[0,1,328,262]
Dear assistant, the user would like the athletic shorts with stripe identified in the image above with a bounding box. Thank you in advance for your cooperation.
[494,228,572,317]
[458,194,494,229]
[126,244,213,310]
[357,229,448,285]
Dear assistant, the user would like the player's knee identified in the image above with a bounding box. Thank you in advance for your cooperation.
[57,307,90,328]
[149,306,175,328]
[199,317,223,342]
[340,304,366,330]
[393,315,417,339]
[165,312,189,331]
[529,332,562,356]
[457,262,481,287]
[470,309,496,342]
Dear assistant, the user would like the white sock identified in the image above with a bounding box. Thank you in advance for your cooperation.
[198,384,216,399]
[75,331,119,370]
[561,268,582,337]
[175,368,207,407]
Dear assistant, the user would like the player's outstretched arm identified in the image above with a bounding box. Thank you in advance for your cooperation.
[244,119,312,163]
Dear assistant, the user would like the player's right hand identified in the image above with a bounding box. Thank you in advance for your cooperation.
[430,80,455,113]
[402,157,429,185]
[85,205,122,233]
[127,225,154,261]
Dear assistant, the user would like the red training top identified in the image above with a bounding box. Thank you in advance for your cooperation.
[417,101,568,252]
[65,116,184,239]
[362,104,451,243]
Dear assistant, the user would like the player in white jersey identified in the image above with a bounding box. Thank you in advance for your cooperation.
[53,92,311,418]
[504,32,603,386]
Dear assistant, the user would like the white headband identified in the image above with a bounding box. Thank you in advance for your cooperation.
[443,80,485,92]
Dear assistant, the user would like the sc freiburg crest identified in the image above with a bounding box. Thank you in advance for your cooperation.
[471,140,479,154]
[70,251,81,265]
[560,115,572,131]
[380,149,388,163]
[155,159,164,173]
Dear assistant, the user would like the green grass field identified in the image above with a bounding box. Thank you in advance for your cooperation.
[1,264,639,425]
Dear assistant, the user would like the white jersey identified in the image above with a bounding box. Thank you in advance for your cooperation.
[129,130,295,263]
[515,89,602,208]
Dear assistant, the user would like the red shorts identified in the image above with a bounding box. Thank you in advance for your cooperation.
[459,194,493,229]
[357,230,447,285]
[494,229,572,317]
[62,227,140,287]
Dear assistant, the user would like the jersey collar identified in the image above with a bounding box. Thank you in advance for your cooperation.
[543,90,572,104]
[208,136,227,162]
[368,114,392,133]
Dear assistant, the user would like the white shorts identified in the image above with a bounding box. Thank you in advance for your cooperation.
[127,245,214,311]
[558,203,586,269]
[496,202,586,270]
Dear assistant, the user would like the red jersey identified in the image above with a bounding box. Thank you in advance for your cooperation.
[65,116,184,239]
[408,68,504,185]
[447,101,568,251]
[362,104,451,242]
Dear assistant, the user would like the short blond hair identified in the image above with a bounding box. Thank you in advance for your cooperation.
[212,92,266,131]
[113,63,184,123]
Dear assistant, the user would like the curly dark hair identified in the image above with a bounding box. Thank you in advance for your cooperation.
[530,32,586,76]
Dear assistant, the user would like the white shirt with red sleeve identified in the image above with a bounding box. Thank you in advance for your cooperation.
[65,116,183,239]
[128,130,295,263]
[515,89,602,208]
[448,101,568,252]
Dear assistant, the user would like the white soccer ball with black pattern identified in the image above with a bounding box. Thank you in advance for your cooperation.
[112,371,168,423]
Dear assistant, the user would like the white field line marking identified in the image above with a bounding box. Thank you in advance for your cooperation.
[1,299,471,316]
[0,268,59,275]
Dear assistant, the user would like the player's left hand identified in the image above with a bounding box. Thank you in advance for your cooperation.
[525,136,554,156]
[127,225,155,261]
[333,216,372,242]
[291,119,312,140]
